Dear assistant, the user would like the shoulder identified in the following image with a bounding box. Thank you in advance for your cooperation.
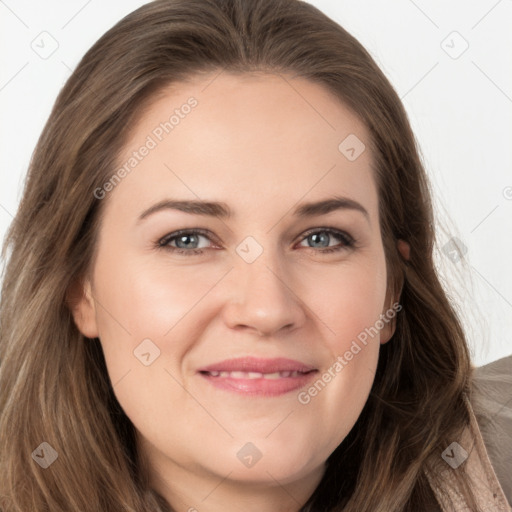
[471,354,512,507]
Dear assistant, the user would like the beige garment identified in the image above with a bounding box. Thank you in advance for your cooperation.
[472,355,512,508]
[425,355,512,511]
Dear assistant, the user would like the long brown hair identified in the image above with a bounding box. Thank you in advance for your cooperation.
[0,0,478,510]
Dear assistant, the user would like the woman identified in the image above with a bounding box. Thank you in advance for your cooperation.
[0,0,510,510]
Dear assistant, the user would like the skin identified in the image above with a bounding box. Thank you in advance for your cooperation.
[70,71,408,512]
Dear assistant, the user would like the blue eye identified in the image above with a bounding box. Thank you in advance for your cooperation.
[157,229,213,255]
[156,228,355,256]
[298,228,355,253]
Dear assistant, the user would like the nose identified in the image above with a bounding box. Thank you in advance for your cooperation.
[221,248,307,337]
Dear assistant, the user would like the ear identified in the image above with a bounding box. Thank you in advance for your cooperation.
[379,306,396,345]
[379,285,398,345]
[380,239,409,344]
[66,276,99,339]
[397,239,410,261]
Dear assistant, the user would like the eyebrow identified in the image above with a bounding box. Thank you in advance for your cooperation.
[137,195,370,223]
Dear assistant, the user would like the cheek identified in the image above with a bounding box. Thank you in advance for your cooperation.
[93,249,225,342]
[304,256,388,352]
[294,256,386,434]
[89,250,212,440]
[90,248,233,407]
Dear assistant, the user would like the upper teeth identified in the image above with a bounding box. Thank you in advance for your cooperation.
[207,370,305,379]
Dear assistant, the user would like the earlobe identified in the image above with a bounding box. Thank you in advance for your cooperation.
[66,277,99,339]
[380,321,395,345]
[378,292,398,345]
[397,239,410,261]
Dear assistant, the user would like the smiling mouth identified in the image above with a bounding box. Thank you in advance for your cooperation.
[198,369,318,396]
[201,370,312,379]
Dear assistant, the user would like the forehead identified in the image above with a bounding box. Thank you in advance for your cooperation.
[108,71,378,224]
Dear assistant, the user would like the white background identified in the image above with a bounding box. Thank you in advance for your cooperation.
[0,0,511,367]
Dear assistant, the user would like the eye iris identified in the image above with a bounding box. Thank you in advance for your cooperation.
[309,232,330,248]
[167,230,343,252]
[176,234,199,249]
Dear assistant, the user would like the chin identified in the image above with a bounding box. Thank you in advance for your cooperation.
[218,442,323,485]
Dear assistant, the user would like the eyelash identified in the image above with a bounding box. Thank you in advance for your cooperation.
[156,227,356,256]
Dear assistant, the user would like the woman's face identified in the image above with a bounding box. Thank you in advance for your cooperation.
[72,72,396,508]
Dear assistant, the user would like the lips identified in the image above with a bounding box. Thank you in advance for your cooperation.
[197,357,318,397]
[198,356,316,374]
[205,370,307,379]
